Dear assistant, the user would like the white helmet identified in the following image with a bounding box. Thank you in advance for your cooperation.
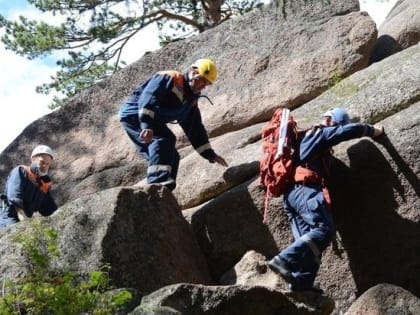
[323,108,351,126]
[31,145,54,159]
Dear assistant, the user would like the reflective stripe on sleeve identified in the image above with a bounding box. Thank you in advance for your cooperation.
[172,86,183,102]
[140,108,155,119]
[196,143,212,154]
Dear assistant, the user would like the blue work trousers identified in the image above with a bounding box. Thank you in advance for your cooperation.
[276,183,335,288]
[120,116,180,190]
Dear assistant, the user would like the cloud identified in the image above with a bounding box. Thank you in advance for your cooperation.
[0,46,56,151]
[0,2,62,152]
[120,24,160,64]
[360,0,398,26]
[0,2,159,152]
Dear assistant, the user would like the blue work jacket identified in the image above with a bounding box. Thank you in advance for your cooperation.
[119,70,216,161]
[4,164,57,218]
[298,123,375,177]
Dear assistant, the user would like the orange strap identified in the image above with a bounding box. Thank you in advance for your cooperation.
[157,70,186,103]
[294,166,332,210]
[294,166,323,185]
[322,187,332,210]
[21,165,51,194]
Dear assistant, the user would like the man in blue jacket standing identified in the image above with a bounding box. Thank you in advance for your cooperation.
[119,58,228,190]
[1,145,58,227]
[268,108,384,293]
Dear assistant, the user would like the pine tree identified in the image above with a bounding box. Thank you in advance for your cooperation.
[0,0,263,108]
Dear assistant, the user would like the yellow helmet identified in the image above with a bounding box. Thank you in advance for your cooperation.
[191,58,218,84]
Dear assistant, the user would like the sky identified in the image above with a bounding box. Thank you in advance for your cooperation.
[0,0,399,153]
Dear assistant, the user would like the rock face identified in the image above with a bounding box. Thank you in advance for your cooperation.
[344,283,420,315]
[134,282,334,315]
[1,0,419,314]
[0,0,375,208]
[370,0,420,63]
[0,185,211,295]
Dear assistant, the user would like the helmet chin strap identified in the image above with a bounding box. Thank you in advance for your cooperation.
[189,71,199,83]
[189,72,202,94]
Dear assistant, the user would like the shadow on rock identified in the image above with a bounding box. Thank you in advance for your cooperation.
[369,34,401,64]
[330,138,420,298]
[189,178,279,281]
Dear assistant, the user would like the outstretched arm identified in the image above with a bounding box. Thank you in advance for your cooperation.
[300,123,385,162]
[179,107,228,167]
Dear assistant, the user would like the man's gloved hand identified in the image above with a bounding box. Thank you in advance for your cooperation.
[373,125,385,138]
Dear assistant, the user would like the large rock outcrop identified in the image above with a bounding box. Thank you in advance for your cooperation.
[0,185,211,295]
[370,0,420,63]
[132,283,334,315]
[0,0,375,208]
[344,283,420,315]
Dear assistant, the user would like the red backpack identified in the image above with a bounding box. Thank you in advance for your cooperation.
[260,108,299,198]
[259,108,332,222]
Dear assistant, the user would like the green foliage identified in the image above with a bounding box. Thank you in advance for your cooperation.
[328,69,359,98]
[0,223,132,315]
[0,0,264,109]
[330,78,359,98]
[327,69,344,88]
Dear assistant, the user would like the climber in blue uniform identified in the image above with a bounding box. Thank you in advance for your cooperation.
[268,108,385,293]
[1,145,57,227]
[119,58,228,190]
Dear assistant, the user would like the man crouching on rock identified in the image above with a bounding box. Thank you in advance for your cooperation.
[1,145,58,227]
[119,58,228,191]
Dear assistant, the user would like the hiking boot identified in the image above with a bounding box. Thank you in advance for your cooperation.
[289,283,324,294]
[268,256,295,284]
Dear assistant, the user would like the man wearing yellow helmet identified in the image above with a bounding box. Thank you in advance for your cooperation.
[189,58,218,92]
[119,58,228,191]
